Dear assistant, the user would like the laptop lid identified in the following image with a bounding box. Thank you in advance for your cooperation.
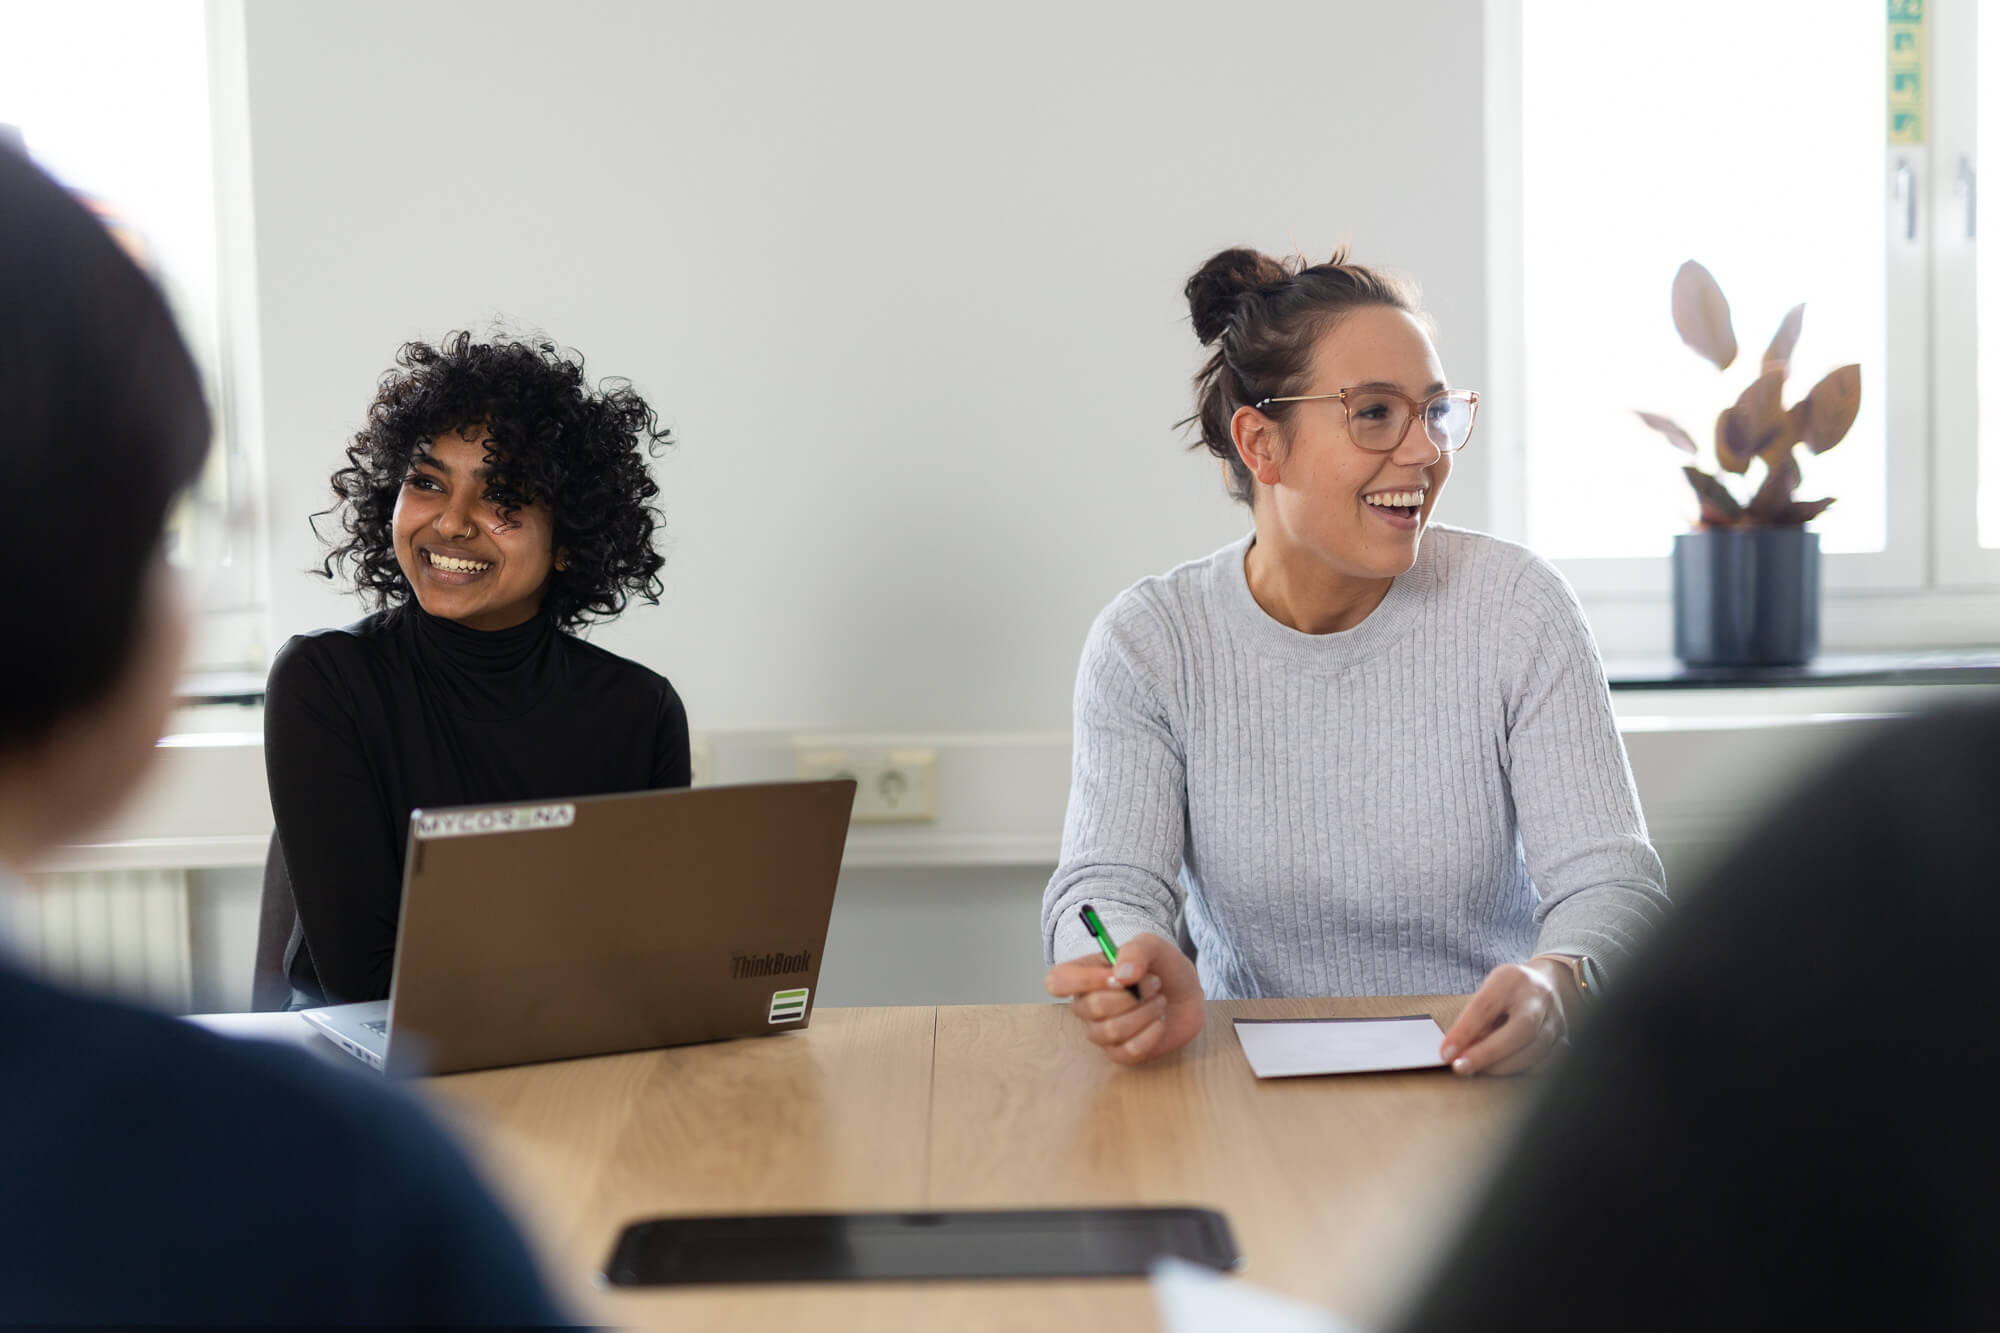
[380,779,855,1076]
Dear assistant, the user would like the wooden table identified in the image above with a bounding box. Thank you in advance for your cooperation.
[421,996,1522,1331]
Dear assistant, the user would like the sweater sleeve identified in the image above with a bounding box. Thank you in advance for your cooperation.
[1498,560,1670,979]
[1041,600,1189,965]
[263,636,403,1004]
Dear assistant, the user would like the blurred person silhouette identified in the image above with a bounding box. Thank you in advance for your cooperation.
[0,146,566,1323]
[1390,699,2000,1330]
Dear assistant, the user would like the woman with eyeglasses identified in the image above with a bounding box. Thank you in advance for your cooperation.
[263,333,690,1008]
[1042,247,1667,1074]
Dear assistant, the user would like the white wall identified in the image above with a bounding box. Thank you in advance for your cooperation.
[184,861,1057,1013]
[86,682,2000,1013]
[186,0,1494,1014]
[239,0,1491,732]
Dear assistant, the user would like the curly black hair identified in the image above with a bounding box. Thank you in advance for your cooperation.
[316,331,670,631]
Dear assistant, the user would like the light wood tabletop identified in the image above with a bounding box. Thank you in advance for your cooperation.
[424,996,1523,1332]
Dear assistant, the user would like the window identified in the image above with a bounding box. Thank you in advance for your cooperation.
[1518,1,1888,564]
[1943,0,2000,581]
[0,0,262,669]
[1983,0,2000,549]
[1491,0,2000,645]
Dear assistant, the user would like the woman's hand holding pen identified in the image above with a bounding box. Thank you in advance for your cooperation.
[1044,932,1206,1066]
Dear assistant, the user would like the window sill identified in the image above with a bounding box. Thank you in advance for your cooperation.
[176,670,265,707]
[1606,648,2000,691]
[182,650,2000,710]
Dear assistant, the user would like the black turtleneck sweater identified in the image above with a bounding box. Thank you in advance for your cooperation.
[263,603,690,1005]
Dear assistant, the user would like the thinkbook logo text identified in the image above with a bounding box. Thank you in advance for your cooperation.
[731,950,813,979]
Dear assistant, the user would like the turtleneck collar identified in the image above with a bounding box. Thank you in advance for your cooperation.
[398,601,565,721]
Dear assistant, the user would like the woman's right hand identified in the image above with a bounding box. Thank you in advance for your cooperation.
[1044,931,1206,1065]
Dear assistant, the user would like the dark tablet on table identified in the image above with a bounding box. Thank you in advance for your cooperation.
[603,1206,1240,1286]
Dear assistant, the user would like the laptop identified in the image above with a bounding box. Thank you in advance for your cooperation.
[301,778,856,1076]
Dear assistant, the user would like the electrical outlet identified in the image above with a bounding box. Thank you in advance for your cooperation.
[688,735,715,787]
[794,745,937,823]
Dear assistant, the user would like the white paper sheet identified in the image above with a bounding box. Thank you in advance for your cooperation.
[1151,1257,1356,1333]
[1232,1015,1448,1079]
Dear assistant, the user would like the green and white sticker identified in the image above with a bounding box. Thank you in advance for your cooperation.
[768,988,809,1024]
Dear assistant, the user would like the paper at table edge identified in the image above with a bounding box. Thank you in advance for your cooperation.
[1231,1014,1449,1079]
[1152,1256,1355,1333]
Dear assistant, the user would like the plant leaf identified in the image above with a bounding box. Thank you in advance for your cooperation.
[1762,303,1805,376]
[1713,367,1788,473]
[1713,409,1741,473]
[1635,410,1698,455]
[1683,465,1743,526]
[1782,497,1837,524]
[1672,260,1737,371]
[1800,364,1861,453]
[1746,446,1800,522]
[1787,397,1811,446]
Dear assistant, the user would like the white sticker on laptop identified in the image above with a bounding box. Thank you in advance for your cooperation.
[412,804,575,840]
[768,988,809,1024]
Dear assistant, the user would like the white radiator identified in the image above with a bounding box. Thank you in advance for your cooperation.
[10,869,193,1011]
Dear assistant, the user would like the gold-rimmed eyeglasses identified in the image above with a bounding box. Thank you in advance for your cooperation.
[1252,386,1480,455]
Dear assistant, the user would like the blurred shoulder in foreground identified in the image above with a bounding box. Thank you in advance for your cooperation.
[1393,698,2000,1331]
[0,143,566,1326]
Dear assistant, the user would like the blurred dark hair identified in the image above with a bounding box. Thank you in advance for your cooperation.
[316,332,670,632]
[1182,245,1424,504]
[0,148,210,750]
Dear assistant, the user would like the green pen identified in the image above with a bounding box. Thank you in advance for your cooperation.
[1079,904,1145,1002]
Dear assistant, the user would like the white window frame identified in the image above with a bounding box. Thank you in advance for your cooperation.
[189,0,269,673]
[1931,0,2000,586]
[1484,0,2000,657]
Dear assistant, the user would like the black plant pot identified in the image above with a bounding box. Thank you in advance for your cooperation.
[1672,528,1821,668]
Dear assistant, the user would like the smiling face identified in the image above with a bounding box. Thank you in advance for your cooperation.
[1238,305,1455,586]
[391,426,558,631]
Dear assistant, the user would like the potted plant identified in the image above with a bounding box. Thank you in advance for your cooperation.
[1636,260,1861,667]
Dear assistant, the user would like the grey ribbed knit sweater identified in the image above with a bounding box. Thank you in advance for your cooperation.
[1042,526,1669,998]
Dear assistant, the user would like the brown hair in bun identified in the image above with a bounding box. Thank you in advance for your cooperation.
[1183,245,1422,504]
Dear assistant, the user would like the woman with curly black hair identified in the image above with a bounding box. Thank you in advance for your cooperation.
[263,332,689,1008]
